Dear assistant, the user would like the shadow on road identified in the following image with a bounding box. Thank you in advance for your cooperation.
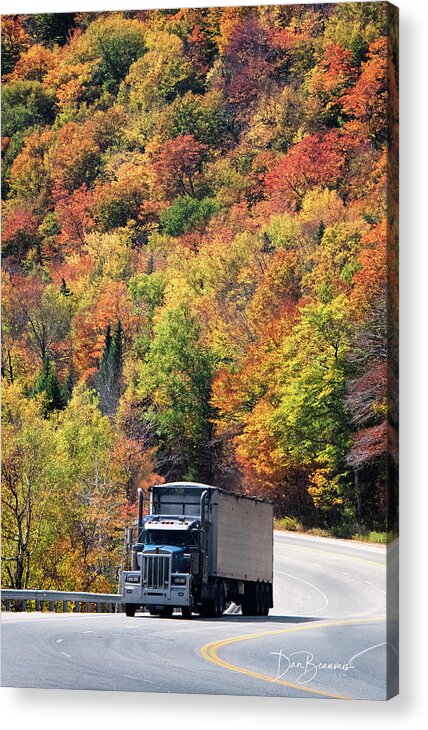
[190,615,321,624]
[133,614,322,624]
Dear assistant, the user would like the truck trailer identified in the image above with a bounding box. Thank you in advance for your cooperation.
[121,482,273,619]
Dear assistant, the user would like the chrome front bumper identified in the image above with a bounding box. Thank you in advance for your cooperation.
[122,571,192,607]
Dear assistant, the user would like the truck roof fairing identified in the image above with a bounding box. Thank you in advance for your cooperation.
[143,516,199,530]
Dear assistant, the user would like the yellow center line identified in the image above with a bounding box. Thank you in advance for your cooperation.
[275,542,385,568]
[201,617,385,700]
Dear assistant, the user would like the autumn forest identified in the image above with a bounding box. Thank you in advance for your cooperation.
[1,3,398,592]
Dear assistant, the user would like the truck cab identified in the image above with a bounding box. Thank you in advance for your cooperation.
[122,483,209,618]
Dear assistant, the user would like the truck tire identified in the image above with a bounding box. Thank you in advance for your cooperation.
[259,583,267,616]
[215,581,225,617]
[125,604,136,617]
[258,584,264,615]
[181,606,192,619]
[241,583,257,616]
[255,583,262,615]
[261,583,267,616]
[263,583,270,616]
[199,581,223,618]
[242,582,269,616]
[267,583,273,611]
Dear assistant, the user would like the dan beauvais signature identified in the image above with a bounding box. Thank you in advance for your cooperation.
[270,642,396,685]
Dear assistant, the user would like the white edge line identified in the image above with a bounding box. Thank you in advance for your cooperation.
[276,571,328,614]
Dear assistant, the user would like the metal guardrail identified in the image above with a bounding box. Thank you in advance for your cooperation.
[1,589,123,613]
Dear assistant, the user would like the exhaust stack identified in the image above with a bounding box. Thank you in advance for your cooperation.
[137,488,144,543]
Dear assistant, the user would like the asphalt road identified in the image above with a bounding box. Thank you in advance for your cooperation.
[1,531,398,699]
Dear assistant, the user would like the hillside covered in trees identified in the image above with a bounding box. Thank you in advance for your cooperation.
[1,4,398,591]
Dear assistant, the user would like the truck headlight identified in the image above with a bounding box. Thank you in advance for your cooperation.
[172,576,186,585]
[126,574,140,583]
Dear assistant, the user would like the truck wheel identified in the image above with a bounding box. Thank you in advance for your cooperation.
[255,583,262,615]
[259,583,267,616]
[215,581,225,617]
[261,583,267,616]
[241,602,252,616]
[262,584,269,616]
[181,607,192,619]
[125,604,136,617]
[258,584,263,615]
[242,583,257,616]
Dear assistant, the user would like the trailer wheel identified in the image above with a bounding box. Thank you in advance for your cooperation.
[125,604,136,617]
[259,583,267,616]
[215,581,225,617]
[262,583,269,616]
[256,583,263,615]
[260,583,266,616]
[260,583,268,616]
[241,583,257,616]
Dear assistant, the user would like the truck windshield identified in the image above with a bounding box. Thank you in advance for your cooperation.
[144,529,197,547]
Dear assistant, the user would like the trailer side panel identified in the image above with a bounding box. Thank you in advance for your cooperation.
[209,491,273,583]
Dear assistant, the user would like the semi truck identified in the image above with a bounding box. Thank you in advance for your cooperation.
[121,482,273,619]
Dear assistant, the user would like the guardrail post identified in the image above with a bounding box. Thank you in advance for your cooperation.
[5,599,11,611]
[36,599,41,611]
[62,600,67,612]
[74,600,80,613]
[49,601,54,612]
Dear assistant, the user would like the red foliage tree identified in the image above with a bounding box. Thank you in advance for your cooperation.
[341,38,387,144]
[53,183,94,251]
[2,208,39,261]
[312,43,355,95]
[151,134,207,200]
[264,131,353,211]
[220,14,274,120]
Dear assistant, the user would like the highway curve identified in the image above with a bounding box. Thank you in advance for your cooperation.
[1,531,398,699]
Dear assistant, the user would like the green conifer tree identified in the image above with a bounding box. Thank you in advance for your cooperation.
[96,321,123,415]
[31,355,64,413]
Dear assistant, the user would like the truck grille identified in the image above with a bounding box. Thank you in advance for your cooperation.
[143,554,170,590]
